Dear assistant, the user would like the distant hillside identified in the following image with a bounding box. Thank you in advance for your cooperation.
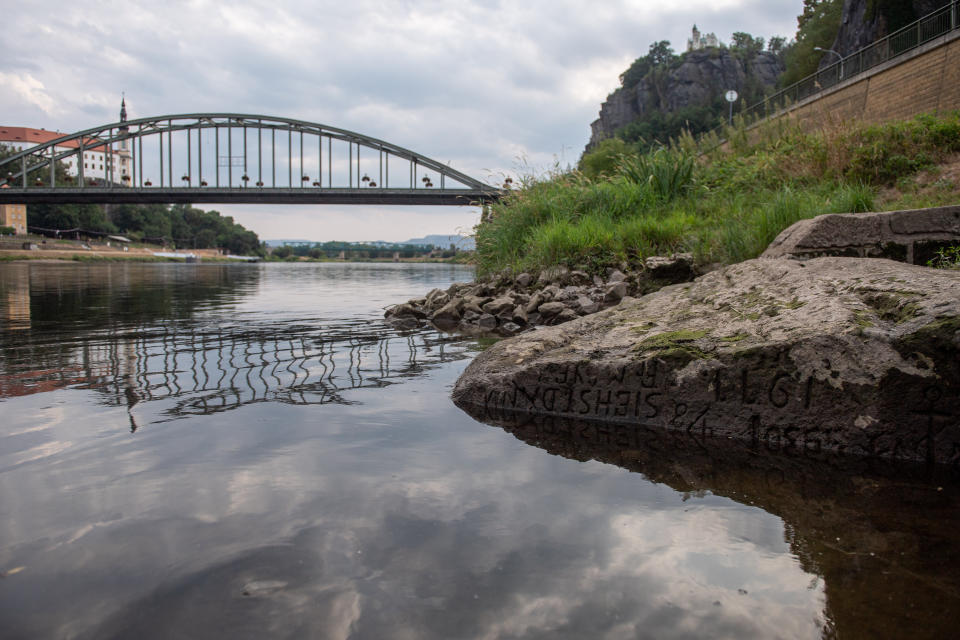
[266,235,475,250]
[264,238,313,247]
[402,234,475,250]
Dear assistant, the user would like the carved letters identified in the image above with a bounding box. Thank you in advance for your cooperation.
[477,357,960,464]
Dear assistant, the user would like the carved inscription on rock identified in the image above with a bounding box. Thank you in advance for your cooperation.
[472,356,960,465]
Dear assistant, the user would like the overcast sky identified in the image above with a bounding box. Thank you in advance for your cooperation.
[2,0,801,242]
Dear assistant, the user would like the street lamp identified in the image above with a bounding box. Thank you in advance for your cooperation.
[814,46,844,80]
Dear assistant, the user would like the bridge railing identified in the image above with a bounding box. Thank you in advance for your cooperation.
[0,114,500,205]
[708,0,959,140]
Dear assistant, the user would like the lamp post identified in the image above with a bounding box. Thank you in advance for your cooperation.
[814,46,844,80]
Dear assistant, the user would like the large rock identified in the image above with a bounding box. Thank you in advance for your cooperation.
[425,288,449,307]
[482,296,515,317]
[644,252,695,282]
[430,299,462,328]
[536,301,566,319]
[762,205,960,265]
[603,281,627,303]
[515,272,533,288]
[453,257,960,464]
[384,303,426,320]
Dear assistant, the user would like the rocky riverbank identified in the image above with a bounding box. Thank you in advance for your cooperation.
[385,253,701,335]
[387,206,960,464]
[452,256,960,465]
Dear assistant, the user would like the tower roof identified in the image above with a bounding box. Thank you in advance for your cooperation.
[119,96,128,132]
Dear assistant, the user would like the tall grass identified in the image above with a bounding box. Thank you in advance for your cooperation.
[616,150,695,201]
[475,112,960,276]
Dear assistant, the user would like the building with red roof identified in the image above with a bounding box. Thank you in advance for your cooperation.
[0,99,132,185]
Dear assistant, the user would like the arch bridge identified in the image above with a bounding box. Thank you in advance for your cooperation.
[0,113,501,206]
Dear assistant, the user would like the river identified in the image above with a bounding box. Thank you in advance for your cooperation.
[1,261,958,639]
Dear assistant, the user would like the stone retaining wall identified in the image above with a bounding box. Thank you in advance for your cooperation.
[762,205,960,264]
[757,29,960,133]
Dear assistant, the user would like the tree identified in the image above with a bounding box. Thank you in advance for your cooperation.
[616,101,725,151]
[647,40,676,67]
[0,144,57,187]
[731,32,764,54]
[767,36,787,54]
[619,40,677,89]
[1,146,104,232]
[579,138,632,180]
[779,0,843,87]
[29,204,79,229]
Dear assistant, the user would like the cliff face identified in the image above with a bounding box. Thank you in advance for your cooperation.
[589,49,783,147]
[827,0,949,60]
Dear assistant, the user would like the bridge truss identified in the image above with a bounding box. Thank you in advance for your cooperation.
[0,113,501,205]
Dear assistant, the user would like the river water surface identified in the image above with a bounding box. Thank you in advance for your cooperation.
[1,262,958,639]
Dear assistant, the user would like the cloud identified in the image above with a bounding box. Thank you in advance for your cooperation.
[0,72,59,117]
[0,0,802,240]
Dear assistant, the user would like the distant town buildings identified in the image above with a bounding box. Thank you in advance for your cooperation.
[0,201,27,235]
[0,99,132,234]
[0,98,132,186]
[687,25,719,51]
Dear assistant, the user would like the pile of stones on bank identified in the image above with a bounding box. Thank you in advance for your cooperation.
[385,253,699,335]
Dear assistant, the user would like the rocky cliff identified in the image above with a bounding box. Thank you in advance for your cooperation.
[589,48,783,147]
[827,0,949,60]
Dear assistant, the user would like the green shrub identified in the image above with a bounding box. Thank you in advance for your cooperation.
[827,182,875,213]
[927,245,960,270]
[843,112,960,184]
[579,138,633,180]
[474,112,960,276]
[616,150,694,201]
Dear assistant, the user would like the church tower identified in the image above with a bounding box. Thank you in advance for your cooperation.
[688,25,701,51]
[119,97,128,132]
[116,96,132,183]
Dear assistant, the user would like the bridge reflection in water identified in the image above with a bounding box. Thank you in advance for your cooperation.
[1,321,469,430]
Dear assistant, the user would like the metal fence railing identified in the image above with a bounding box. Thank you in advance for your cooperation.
[707,0,959,139]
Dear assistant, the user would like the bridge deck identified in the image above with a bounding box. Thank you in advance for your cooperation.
[0,187,499,206]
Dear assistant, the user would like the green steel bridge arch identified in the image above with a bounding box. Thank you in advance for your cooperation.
[0,113,501,206]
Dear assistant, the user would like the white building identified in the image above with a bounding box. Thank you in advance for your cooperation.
[687,25,719,51]
[0,99,132,185]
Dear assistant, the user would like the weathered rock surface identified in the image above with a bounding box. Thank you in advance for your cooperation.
[762,205,960,265]
[453,257,960,464]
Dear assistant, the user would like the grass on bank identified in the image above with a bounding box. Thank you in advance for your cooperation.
[475,111,960,276]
